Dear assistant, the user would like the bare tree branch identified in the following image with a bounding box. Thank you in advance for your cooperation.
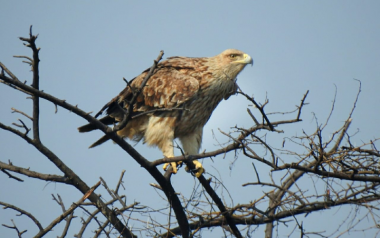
[34,181,101,238]
[0,201,43,231]
[2,220,27,238]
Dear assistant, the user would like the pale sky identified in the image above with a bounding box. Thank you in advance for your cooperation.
[1,1,379,237]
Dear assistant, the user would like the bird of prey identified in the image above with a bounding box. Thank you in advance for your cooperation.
[78,49,253,177]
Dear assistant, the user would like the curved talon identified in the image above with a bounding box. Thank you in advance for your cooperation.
[194,167,205,178]
[163,161,182,174]
[185,160,205,177]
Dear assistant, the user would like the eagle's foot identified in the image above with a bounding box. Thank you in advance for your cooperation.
[185,160,205,178]
[163,161,183,174]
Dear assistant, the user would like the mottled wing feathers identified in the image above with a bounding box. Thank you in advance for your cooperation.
[139,69,199,108]
[97,57,203,119]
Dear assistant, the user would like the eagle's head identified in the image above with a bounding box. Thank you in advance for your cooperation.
[210,49,253,81]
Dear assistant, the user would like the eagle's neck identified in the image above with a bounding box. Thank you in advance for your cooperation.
[200,62,242,99]
[201,76,236,100]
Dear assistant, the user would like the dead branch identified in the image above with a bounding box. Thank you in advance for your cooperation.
[34,181,101,238]
[0,201,43,231]
[237,89,275,130]
[2,220,27,238]
[0,161,71,184]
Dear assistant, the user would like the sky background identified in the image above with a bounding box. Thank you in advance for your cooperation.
[1,1,380,237]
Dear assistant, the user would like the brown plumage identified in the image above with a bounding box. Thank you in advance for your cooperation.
[78,49,253,177]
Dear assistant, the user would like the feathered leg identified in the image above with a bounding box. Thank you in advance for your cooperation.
[144,116,179,174]
[179,127,204,177]
[161,139,178,174]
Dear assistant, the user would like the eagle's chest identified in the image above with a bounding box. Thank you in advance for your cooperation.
[174,79,236,136]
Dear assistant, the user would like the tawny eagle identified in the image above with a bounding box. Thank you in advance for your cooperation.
[78,49,253,177]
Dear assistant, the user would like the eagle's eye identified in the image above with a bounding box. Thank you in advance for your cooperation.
[229,54,237,59]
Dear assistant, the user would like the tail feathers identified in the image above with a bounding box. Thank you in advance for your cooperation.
[78,123,96,133]
[89,135,111,148]
[78,116,116,133]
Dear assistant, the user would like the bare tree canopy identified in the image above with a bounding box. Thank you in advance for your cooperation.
[0,27,379,238]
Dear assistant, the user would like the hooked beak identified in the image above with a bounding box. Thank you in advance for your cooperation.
[234,53,253,66]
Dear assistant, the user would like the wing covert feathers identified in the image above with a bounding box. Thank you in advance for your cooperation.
[97,57,202,118]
